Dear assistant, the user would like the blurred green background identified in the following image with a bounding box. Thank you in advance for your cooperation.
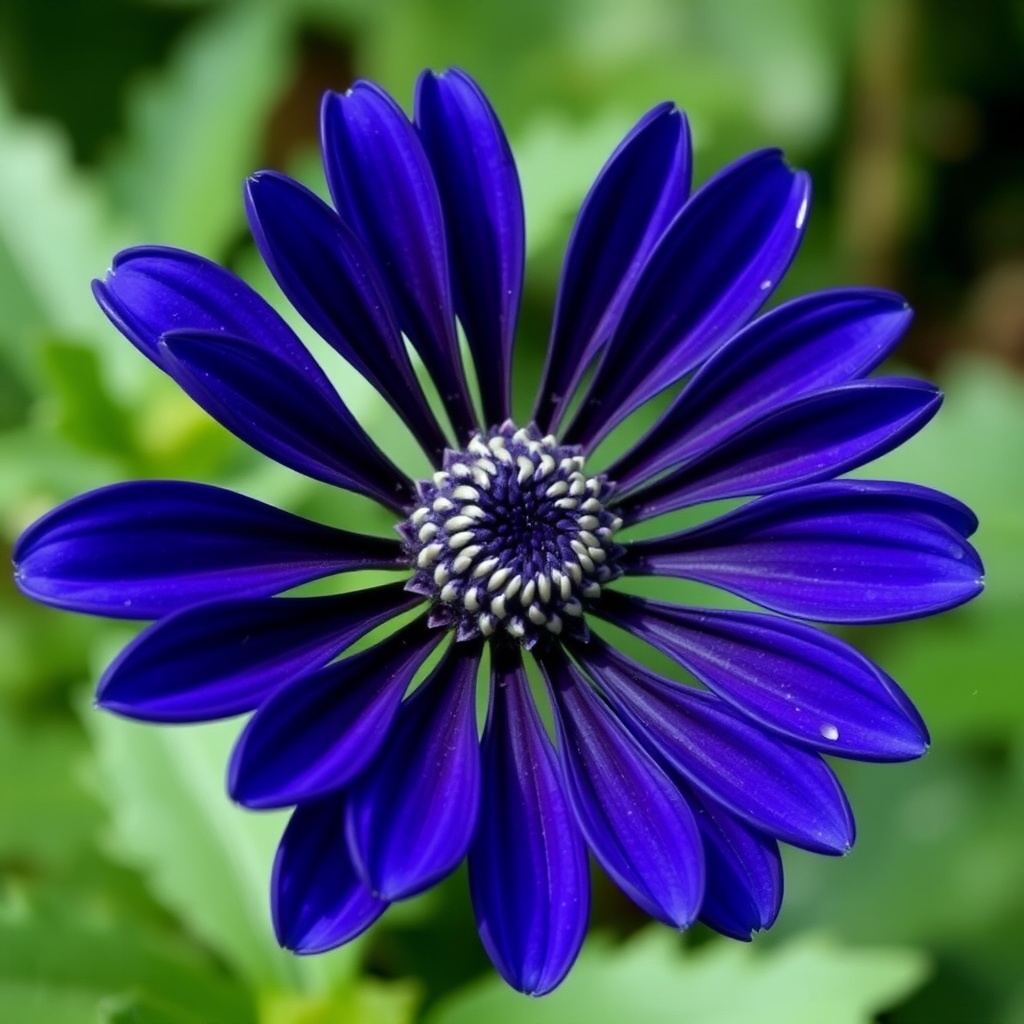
[1,0,1022,1021]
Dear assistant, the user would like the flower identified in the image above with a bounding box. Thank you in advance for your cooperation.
[14,68,983,995]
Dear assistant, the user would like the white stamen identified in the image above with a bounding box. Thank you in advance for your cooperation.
[490,595,507,619]
[520,579,536,606]
[464,589,481,612]
[473,557,501,578]
[433,496,454,513]
[537,573,552,603]
[418,522,438,543]
[516,456,535,484]
[417,543,443,567]
[449,531,475,549]
[444,515,476,532]
[411,507,429,525]
[545,480,569,498]
[487,567,513,592]
[545,614,563,635]
[504,575,522,599]
[555,497,579,510]
[434,564,450,587]
[452,485,480,502]
[440,582,459,602]
[433,471,450,487]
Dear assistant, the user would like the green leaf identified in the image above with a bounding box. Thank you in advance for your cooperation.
[38,338,137,461]
[0,919,252,1024]
[86,704,359,992]
[0,89,131,383]
[0,709,102,867]
[259,977,421,1024]
[105,3,296,255]
[428,929,929,1024]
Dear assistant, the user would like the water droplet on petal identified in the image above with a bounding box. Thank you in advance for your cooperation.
[820,723,839,741]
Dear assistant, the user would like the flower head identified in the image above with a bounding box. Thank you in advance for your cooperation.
[14,69,983,995]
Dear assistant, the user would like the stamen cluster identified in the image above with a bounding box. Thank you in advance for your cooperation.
[402,422,622,646]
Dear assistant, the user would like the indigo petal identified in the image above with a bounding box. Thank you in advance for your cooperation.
[596,590,928,762]
[534,103,691,432]
[229,617,443,810]
[97,583,420,723]
[689,788,783,940]
[245,171,449,462]
[570,637,855,854]
[469,645,589,996]
[13,480,402,618]
[623,481,984,623]
[417,69,524,426]
[321,83,477,440]
[610,288,913,488]
[537,648,704,929]
[93,246,315,375]
[347,640,482,900]
[566,150,810,449]
[160,330,413,511]
[618,379,942,520]
[272,793,388,953]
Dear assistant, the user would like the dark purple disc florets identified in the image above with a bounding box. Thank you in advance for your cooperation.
[401,422,623,647]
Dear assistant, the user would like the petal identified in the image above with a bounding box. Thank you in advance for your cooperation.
[537,647,704,928]
[609,288,913,488]
[160,330,412,510]
[617,379,942,521]
[347,639,483,900]
[416,69,524,426]
[321,83,477,440]
[622,481,984,623]
[245,171,449,462]
[468,644,589,996]
[596,590,928,762]
[272,792,388,953]
[93,246,314,376]
[13,481,402,618]
[534,103,692,432]
[228,617,443,810]
[565,150,811,449]
[97,583,421,723]
[570,637,855,854]
[689,788,783,939]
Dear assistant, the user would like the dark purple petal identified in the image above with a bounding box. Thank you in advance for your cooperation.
[570,636,855,854]
[13,481,402,619]
[93,245,315,377]
[537,648,704,928]
[622,481,984,623]
[159,330,413,511]
[416,69,524,426]
[565,150,811,449]
[609,289,913,488]
[596,590,928,761]
[272,792,388,953]
[617,379,942,521]
[534,103,692,432]
[321,83,477,441]
[96,583,420,723]
[469,644,589,996]
[689,788,783,939]
[229,617,443,810]
[245,171,449,462]
[347,639,482,900]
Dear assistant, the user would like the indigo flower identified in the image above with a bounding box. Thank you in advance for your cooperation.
[14,69,983,995]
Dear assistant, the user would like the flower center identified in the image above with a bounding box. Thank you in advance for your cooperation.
[402,423,622,647]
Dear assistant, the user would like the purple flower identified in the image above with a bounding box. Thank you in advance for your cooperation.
[13,69,983,995]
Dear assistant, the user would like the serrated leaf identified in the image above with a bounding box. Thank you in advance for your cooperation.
[106,3,296,255]
[86,702,360,992]
[428,928,928,1024]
